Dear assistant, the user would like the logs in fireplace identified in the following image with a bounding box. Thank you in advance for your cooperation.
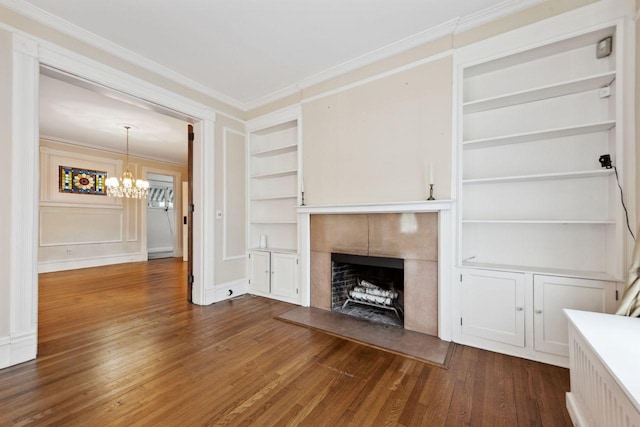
[331,253,404,327]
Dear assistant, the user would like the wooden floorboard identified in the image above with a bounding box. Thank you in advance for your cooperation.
[0,259,573,426]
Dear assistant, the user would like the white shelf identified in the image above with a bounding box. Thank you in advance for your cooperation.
[250,169,297,180]
[462,219,615,224]
[463,169,613,185]
[250,143,297,158]
[251,220,297,224]
[461,261,617,282]
[251,195,297,201]
[463,121,616,150]
[464,72,616,113]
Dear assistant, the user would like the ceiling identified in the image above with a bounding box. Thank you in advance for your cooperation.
[40,74,189,165]
[19,0,521,109]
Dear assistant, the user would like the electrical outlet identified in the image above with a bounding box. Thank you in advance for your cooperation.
[216,210,223,219]
[66,249,72,255]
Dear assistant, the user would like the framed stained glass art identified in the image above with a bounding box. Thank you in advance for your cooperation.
[59,166,108,195]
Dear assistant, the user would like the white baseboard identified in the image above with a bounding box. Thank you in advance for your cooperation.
[148,246,173,253]
[566,392,587,427]
[0,330,37,369]
[38,252,148,273]
[204,278,248,305]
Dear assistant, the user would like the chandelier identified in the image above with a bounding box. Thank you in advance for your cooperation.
[105,126,149,199]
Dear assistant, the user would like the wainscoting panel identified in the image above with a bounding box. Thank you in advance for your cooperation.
[40,209,123,246]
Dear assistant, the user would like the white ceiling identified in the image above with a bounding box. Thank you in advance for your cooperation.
[20,0,519,109]
[40,74,189,165]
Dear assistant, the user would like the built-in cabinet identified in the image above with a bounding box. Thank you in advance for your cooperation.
[247,107,302,305]
[455,18,630,367]
[460,269,616,362]
[249,250,299,303]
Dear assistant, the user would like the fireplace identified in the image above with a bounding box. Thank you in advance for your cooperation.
[331,253,404,327]
[309,212,440,336]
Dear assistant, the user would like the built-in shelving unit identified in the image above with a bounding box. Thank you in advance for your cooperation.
[247,110,302,305]
[248,119,300,252]
[458,25,622,280]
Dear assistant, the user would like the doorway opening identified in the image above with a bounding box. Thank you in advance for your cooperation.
[147,173,177,260]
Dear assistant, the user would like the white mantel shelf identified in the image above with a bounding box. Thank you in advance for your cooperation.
[297,200,453,214]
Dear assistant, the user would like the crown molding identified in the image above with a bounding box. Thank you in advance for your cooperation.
[0,0,245,111]
[455,0,548,33]
[2,0,552,113]
[244,0,550,111]
[298,18,459,92]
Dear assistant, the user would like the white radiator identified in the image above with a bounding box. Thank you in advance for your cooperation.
[565,310,640,427]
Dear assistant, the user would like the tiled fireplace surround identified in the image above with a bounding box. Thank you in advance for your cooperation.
[310,212,439,336]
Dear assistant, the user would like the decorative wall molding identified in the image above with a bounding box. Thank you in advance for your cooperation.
[39,144,122,206]
[222,126,247,261]
[39,210,123,246]
[38,251,147,273]
[455,0,547,33]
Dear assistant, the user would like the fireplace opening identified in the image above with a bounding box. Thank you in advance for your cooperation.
[331,253,404,328]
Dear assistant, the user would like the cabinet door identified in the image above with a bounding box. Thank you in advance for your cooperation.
[250,251,271,293]
[461,269,525,347]
[534,275,615,357]
[271,252,299,301]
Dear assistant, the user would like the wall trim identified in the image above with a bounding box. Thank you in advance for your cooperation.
[204,278,249,305]
[10,33,39,367]
[300,49,454,105]
[40,134,188,167]
[455,0,547,33]
[222,126,247,261]
[1,0,557,113]
[0,0,245,112]
[39,210,124,246]
[38,251,147,273]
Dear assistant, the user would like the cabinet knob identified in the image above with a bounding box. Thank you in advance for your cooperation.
[265,270,269,273]
[535,310,543,314]
[516,307,524,311]
[271,271,275,274]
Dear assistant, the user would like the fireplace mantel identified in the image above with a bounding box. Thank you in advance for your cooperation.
[297,200,454,341]
[297,200,453,215]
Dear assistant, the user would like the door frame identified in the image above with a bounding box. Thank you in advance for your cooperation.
[142,168,183,259]
[8,32,218,367]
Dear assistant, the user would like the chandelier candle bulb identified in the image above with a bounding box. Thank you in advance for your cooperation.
[106,126,150,199]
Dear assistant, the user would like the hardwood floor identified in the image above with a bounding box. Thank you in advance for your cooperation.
[0,259,572,426]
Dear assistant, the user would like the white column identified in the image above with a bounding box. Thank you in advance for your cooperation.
[9,34,39,366]
[191,109,216,305]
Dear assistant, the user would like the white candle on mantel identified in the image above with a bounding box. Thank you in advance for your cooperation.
[300,177,304,193]
[429,162,434,185]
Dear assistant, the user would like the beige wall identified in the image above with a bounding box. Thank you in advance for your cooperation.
[303,58,452,204]
[38,140,188,268]
[247,0,603,206]
[0,28,11,337]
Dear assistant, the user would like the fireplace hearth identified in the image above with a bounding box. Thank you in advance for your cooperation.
[331,253,404,328]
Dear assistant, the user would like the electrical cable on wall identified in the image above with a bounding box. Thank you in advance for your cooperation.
[614,166,635,241]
